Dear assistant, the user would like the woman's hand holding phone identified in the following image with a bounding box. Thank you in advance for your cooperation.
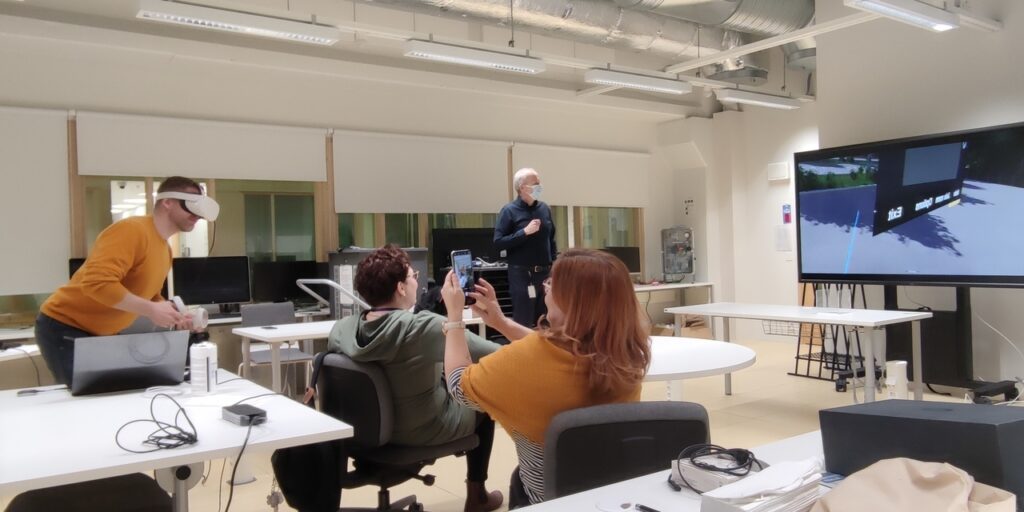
[441,270,466,319]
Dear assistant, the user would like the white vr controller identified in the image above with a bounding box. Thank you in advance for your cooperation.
[155,192,220,222]
[171,296,209,330]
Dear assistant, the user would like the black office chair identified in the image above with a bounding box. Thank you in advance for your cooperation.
[5,473,172,512]
[543,401,710,500]
[318,352,480,511]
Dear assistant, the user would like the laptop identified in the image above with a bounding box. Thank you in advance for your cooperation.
[71,330,190,396]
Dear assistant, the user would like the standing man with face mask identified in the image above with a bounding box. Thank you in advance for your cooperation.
[35,176,220,385]
[494,168,557,328]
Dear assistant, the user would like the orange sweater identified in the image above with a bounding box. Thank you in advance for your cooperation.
[460,332,641,444]
[42,216,171,335]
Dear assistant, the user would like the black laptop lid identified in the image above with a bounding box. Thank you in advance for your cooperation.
[71,331,189,396]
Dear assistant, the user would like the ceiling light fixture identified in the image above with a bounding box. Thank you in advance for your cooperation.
[403,40,546,74]
[583,69,692,95]
[950,5,1002,32]
[136,0,342,46]
[715,89,803,110]
[844,0,959,32]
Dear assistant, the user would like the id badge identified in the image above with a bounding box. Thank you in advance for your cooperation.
[527,285,537,298]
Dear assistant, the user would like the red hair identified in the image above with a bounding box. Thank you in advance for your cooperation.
[540,248,651,395]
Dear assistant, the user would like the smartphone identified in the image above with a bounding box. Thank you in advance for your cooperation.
[450,250,476,305]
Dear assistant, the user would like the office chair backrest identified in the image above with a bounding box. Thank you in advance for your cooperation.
[543,401,709,500]
[240,301,296,327]
[317,352,394,449]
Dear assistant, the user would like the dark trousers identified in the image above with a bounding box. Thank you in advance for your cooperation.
[508,466,530,509]
[35,313,93,385]
[507,266,549,328]
[467,413,496,482]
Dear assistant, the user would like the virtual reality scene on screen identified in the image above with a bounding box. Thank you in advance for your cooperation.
[797,125,1024,283]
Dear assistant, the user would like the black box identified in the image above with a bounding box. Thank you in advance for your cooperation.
[820,400,1024,498]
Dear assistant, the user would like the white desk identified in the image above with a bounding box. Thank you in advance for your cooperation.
[0,328,34,344]
[520,430,824,511]
[647,336,756,400]
[634,281,713,296]
[666,302,932,402]
[0,344,39,363]
[0,370,353,510]
[232,318,487,392]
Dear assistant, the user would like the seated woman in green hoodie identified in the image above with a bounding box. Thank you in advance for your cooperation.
[327,244,504,512]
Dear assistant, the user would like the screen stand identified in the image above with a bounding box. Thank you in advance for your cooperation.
[219,303,240,315]
[884,285,974,388]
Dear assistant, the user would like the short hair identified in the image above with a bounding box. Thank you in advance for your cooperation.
[512,168,537,195]
[157,176,202,195]
[540,248,651,395]
[354,244,412,307]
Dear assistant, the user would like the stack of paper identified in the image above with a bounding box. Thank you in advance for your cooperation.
[700,458,824,512]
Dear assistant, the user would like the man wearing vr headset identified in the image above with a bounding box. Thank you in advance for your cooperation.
[35,176,220,385]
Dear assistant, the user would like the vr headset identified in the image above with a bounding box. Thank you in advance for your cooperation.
[155,192,220,222]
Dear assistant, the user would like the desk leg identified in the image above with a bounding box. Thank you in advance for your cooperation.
[241,337,252,380]
[673,314,682,337]
[911,320,923,401]
[667,380,684,401]
[862,328,877,402]
[271,343,282,394]
[722,318,732,396]
[172,470,189,512]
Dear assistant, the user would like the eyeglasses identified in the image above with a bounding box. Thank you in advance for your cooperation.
[542,277,552,291]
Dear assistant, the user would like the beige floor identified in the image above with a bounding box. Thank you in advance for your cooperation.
[2,337,961,511]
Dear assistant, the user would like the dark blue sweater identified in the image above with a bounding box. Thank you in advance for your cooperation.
[494,197,557,266]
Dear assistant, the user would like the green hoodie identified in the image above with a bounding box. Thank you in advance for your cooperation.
[328,310,501,446]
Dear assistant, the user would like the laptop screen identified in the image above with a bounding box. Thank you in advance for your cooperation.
[71,331,189,396]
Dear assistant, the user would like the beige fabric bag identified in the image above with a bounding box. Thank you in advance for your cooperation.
[811,458,1015,512]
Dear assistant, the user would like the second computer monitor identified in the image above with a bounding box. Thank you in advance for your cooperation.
[601,246,642,274]
[172,256,251,305]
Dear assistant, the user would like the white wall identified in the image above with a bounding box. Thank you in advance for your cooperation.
[815,0,1024,381]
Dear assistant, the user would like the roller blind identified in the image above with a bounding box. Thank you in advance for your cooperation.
[0,107,69,295]
[77,112,327,181]
[512,143,650,207]
[333,131,509,213]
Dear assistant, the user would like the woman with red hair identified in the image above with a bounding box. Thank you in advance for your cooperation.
[440,248,651,508]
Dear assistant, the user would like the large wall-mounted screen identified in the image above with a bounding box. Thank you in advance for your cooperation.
[796,121,1024,287]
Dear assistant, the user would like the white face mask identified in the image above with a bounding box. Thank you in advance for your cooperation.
[529,184,543,201]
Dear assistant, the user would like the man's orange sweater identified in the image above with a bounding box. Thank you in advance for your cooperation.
[42,216,171,335]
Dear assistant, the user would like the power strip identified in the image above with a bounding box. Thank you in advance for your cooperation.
[670,456,761,494]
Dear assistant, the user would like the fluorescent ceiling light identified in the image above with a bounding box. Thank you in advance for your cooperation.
[844,0,959,32]
[715,89,803,110]
[403,40,546,74]
[136,0,342,46]
[583,69,691,95]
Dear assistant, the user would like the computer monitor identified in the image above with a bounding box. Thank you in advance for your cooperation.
[251,260,328,305]
[70,257,169,299]
[171,256,251,306]
[70,330,189,396]
[430,228,500,282]
[602,246,642,274]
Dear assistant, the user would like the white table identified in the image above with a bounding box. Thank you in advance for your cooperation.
[232,318,486,393]
[0,344,39,363]
[647,336,756,400]
[0,328,34,345]
[666,302,932,402]
[634,282,713,332]
[0,370,353,511]
[520,430,824,511]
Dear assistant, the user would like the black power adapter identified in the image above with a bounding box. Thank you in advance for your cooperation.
[222,404,268,426]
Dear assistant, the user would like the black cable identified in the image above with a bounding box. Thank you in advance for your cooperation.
[671,444,764,494]
[208,221,218,254]
[9,347,41,386]
[223,423,254,512]
[217,376,243,385]
[114,393,198,453]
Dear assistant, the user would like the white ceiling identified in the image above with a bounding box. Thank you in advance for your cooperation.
[0,0,721,114]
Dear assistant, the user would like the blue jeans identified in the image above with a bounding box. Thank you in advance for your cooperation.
[35,313,93,385]
[507,266,549,328]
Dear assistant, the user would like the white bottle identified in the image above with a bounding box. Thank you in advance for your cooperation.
[190,342,218,395]
[885,360,909,400]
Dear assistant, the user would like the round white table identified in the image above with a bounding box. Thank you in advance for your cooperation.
[646,335,756,400]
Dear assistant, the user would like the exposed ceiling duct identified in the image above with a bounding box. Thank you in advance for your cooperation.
[364,0,746,60]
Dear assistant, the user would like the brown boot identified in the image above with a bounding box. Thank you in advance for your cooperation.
[465,480,503,512]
